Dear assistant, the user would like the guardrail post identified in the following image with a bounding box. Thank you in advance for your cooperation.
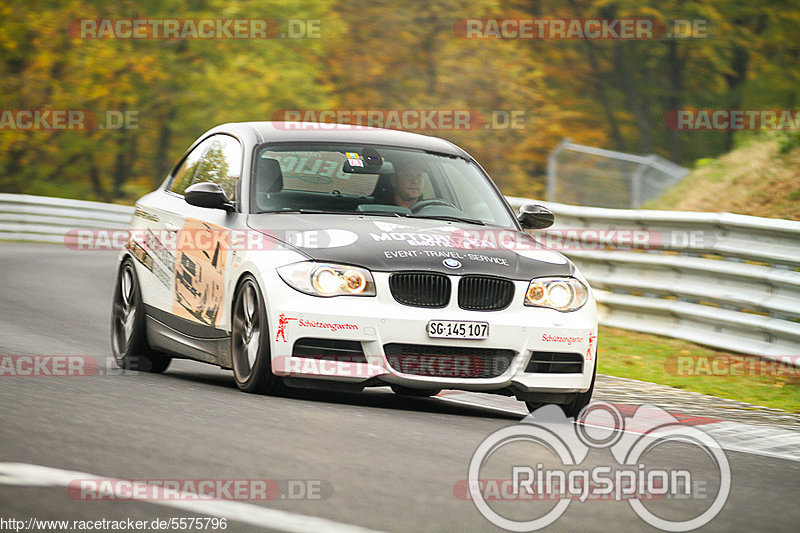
[546,139,571,203]
[630,156,653,208]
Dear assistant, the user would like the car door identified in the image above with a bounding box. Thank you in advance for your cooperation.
[131,136,216,317]
[169,134,243,334]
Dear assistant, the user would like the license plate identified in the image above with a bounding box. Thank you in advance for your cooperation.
[427,320,489,340]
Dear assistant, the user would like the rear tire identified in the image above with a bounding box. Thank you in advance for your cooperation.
[110,258,171,373]
[390,384,441,397]
[231,275,282,394]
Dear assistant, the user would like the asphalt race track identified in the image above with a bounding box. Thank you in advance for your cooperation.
[1,242,799,532]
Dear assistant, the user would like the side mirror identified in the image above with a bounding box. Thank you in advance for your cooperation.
[517,204,554,229]
[184,182,234,212]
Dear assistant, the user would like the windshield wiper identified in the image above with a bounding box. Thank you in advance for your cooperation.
[258,208,346,214]
[257,209,485,225]
[404,214,485,226]
[355,210,403,217]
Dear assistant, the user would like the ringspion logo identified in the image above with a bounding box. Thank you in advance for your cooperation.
[463,403,730,531]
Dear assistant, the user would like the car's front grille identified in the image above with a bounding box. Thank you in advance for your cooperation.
[384,343,515,379]
[389,272,451,308]
[292,338,367,363]
[525,352,583,374]
[458,276,515,311]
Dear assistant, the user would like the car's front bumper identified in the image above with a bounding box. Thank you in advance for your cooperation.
[259,270,597,397]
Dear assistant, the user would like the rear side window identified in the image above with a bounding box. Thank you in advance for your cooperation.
[169,135,242,200]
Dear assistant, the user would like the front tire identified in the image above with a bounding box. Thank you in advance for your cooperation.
[525,366,595,418]
[231,275,282,394]
[559,367,595,419]
[110,258,171,373]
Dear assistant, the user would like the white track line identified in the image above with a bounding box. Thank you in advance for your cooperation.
[0,462,387,533]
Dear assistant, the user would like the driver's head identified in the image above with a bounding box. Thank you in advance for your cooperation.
[390,161,426,208]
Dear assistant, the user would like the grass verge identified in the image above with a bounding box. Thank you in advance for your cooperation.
[598,326,800,413]
[644,132,800,221]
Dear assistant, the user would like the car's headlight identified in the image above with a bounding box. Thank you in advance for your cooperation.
[277,261,376,297]
[524,277,588,312]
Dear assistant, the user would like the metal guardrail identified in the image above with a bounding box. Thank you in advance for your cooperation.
[507,197,800,363]
[2,193,798,362]
[0,194,133,244]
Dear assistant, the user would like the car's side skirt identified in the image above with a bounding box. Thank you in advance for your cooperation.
[144,305,232,369]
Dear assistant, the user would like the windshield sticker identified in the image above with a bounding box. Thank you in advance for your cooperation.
[345,152,363,167]
[261,151,383,196]
[268,153,352,182]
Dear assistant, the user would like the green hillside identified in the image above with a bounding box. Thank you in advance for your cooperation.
[646,132,800,221]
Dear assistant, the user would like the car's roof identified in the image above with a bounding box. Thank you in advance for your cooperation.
[206,121,471,158]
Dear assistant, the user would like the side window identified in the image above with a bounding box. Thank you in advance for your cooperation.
[169,137,214,196]
[192,135,242,200]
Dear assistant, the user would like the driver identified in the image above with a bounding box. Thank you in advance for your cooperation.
[389,161,426,208]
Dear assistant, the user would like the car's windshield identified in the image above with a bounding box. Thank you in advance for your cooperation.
[252,144,515,227]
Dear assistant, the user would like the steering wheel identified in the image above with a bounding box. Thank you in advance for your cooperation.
[409,198,457,213]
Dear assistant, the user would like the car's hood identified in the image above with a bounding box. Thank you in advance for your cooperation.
[246,214,573,279]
